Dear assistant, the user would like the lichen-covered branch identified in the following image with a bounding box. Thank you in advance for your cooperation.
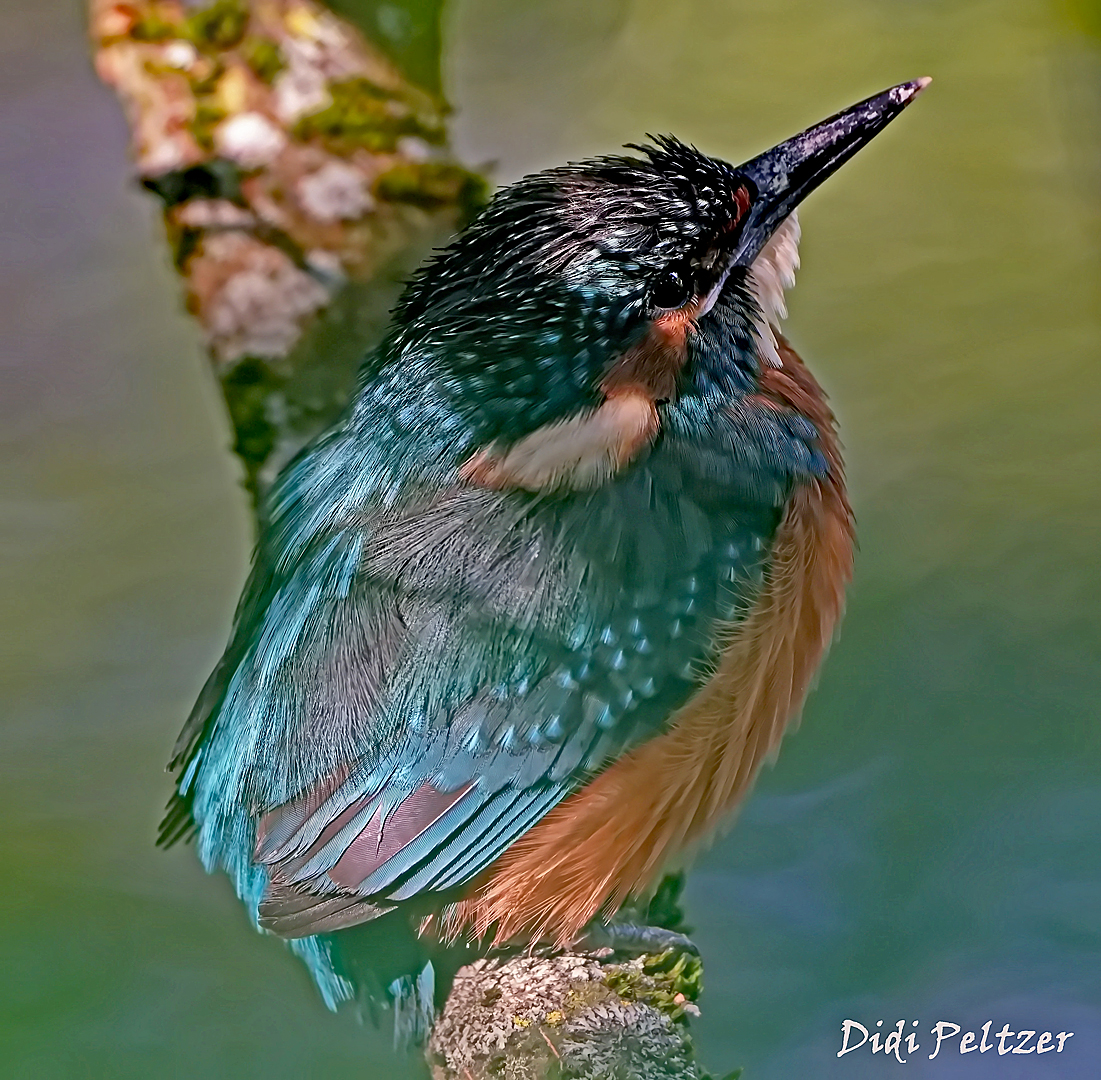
[90,0,484,499]
[429,950,714,1080]
[424,875,738,1078]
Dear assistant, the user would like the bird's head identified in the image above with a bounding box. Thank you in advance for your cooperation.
[383,79,929,491]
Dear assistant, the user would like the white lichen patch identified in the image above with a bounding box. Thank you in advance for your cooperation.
[272,41,332,123]
[162,41,198,71]
[174,200,257,229]
[271,9,358,123]
[397,135,433,162]
[193,232,329,362]
[296,160,374,222]
[215,112,287,169]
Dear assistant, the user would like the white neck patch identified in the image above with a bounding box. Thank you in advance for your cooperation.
[748,211,800,368]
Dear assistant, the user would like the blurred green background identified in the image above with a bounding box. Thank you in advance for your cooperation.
[1,0,1098,1076]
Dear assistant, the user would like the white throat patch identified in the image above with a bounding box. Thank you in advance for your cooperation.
[748,211,800,368]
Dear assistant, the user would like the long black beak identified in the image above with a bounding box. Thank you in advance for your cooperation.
[731,78,930,267]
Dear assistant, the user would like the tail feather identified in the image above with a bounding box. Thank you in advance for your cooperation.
[258,871,395,938]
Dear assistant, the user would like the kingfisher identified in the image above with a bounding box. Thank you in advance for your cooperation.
[160,79,928,1029]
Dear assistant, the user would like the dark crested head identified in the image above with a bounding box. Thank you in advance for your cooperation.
[384,80,928,450]
[400,135,749,319]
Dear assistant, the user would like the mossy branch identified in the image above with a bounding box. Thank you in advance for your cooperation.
[91,0,485,501]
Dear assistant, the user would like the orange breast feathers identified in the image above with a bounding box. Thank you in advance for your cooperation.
[443,336,855,948]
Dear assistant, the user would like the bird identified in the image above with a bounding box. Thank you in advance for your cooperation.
[160,79,928,1032]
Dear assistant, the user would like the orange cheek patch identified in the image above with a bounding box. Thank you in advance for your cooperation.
[460,389,659,493]
[460,307,699,494]
[600,313,692,403]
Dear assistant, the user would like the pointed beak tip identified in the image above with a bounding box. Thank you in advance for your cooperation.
[730,77,931,266]
[902,76,933,101]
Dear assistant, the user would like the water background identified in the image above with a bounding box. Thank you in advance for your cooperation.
[2,1,1099,1076]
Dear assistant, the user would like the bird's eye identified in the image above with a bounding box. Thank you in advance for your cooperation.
[650,267,692,311]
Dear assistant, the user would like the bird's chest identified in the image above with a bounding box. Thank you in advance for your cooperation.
[535,457,784,745]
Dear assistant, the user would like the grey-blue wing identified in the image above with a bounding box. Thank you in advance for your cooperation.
[237,470,782,938]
